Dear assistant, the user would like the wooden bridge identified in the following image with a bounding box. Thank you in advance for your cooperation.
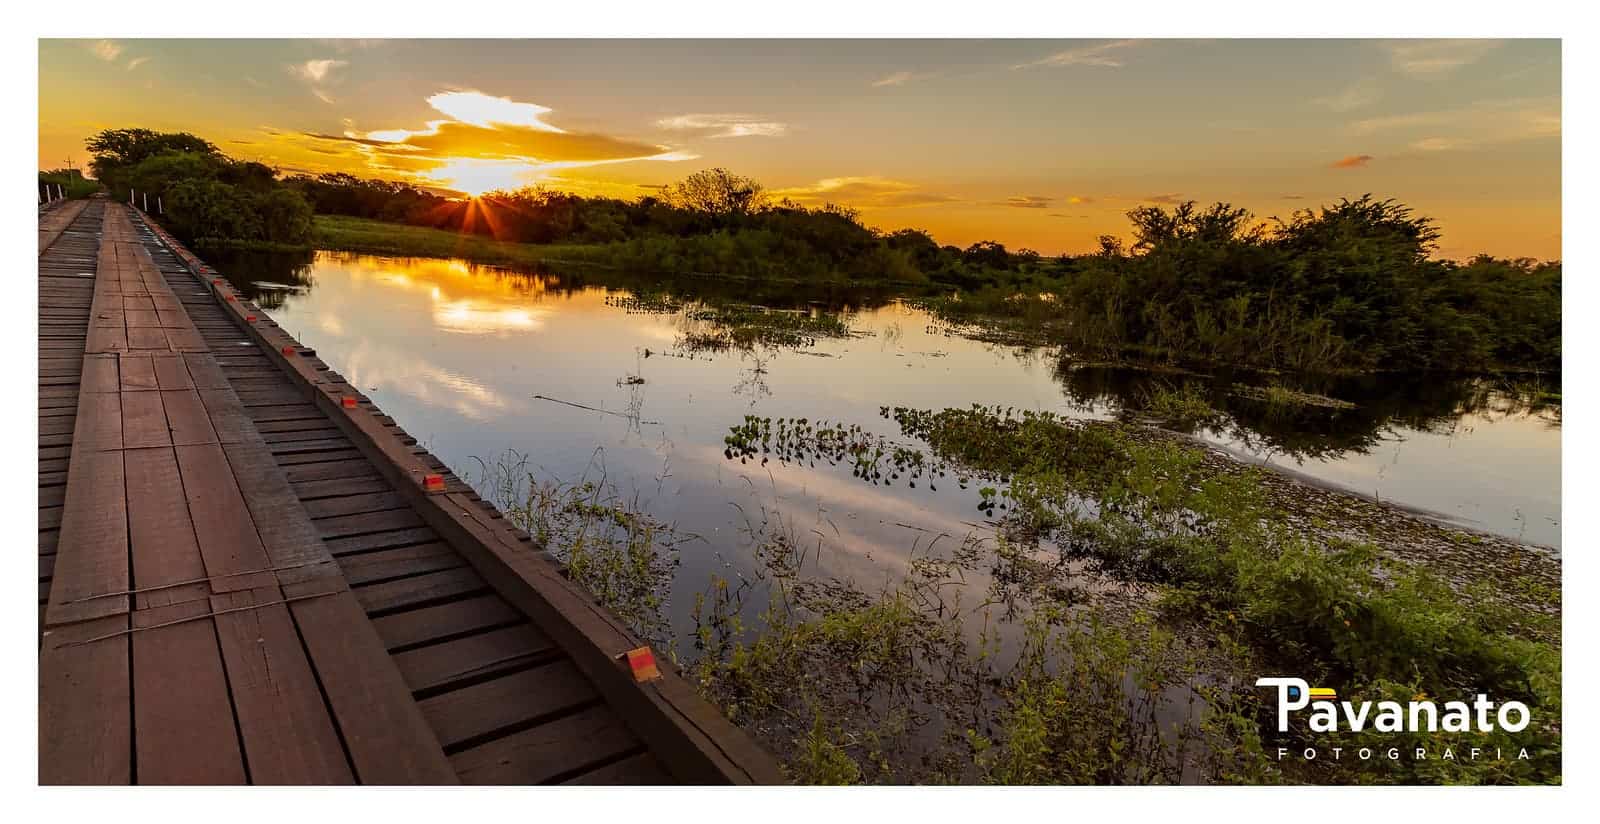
[37,196,782,785]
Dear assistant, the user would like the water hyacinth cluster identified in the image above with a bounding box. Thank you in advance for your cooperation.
[723,414,959,489]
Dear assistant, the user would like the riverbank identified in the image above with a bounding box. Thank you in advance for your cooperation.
[313,214,618,270]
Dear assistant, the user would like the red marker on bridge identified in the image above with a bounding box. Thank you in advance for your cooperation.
[341,395,358,409]
[281,345,296,355]
[423,473,445,491]
[624,647,662,683]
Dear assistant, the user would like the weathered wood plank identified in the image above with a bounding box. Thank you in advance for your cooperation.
[450,704,637,785]
[371,595,524,651]
[285,589,459,784]
[418,661,597,749]
[354,567,486,614]
[120,390,171,449]
[44,448,128,625]
[392,622,555,694]
[39,615,132,785]
[131,600,248,784]
[174,443,275,592]
[209,587,354,784]
[160,389,219,446]
[562,751,673,785]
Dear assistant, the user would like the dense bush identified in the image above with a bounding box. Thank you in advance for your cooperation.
[84,128,313,247]
[1054,197,1561,373]
[39,168,99,200]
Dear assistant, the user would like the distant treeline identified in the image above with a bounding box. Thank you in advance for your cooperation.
[39,168,99,201]
[78,129,1559,373]
[289,168,1009,285]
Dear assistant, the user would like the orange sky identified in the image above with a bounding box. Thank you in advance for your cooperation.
[39,38,1561,260]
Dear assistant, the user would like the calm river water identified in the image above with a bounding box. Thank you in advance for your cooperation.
[208,250,1561,639]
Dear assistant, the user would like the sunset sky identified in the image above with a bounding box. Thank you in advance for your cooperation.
[38,38,1561,259]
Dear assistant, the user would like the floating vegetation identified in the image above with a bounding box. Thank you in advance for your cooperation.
[1132,382,1224,430]
[1230,384,1357,410]
[678,303,857,352]
[723,414,956,491]
[605,292,683,314]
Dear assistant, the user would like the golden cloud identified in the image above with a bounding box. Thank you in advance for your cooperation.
[1330,154,1374,169]
[773,176,957,209]
[280,90,694,192]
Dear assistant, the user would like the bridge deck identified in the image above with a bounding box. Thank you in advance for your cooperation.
[37,199,779,786]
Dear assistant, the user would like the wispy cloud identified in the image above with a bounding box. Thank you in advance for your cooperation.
[1314,80,1380,112]
[871,70,934,88]
[1411,137,1464,152]
[998,195,1052,209]
[1143,193,1184,204]
[1014,40,1140,70]
[288,58,348,104]
[284,90,692,192]
[290,58,347,84]
[89,40,122,62]
[1386,40,1501,76]
[1330,154,1374,169]
[1346,97,1560,148]
[774,177,956,209]
[125,56,150,71]
[654,113,786,138]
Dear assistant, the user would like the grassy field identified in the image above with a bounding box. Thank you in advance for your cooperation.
[313,214,614,269]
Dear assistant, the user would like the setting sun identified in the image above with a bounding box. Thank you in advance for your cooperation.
[429,157,532,197]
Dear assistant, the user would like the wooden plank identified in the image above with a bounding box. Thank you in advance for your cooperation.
[197,388,259,445]
[75,391,123,452]
[124,309,160,327]
[417,661,597,749]
[316,508,427,540]
[131,600,248,784]
[152,354,195,390]
[39,615,132,785]
[302,491,410,520]
[119,355,158,391]
[450,704,638,785]
[285,589,459,784]
[160,390,219,446]
[354,567,486,614]
[120,390,171,449]
[371,595,524,651]
[209,587,354,784]
[563,752,673,785]
[283,459,382,484]
[291,475,390,500]
[221,440,340,585]
[392,623,556,693]
[174,443,274,592]
[44,449,128,625]
[338,542,461,586]
[127,327,169,350]
[125,447,209,608]
[182,353,231,389]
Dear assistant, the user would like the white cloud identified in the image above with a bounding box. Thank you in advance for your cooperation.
[90,40,122,62]
[126,56,150,71]
[871,70,935,88]
[655,113,787,139]
[1386,40,1501,76]
[290,58,347,84]
[1014,40,1140,69]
